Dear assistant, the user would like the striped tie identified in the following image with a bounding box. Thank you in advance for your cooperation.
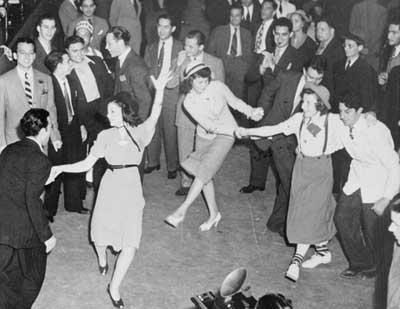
[24,72,33,106]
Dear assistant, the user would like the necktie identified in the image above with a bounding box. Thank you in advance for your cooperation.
[245,9,250,22]
[157,41,165,77]
[231,28,238,57]
[349,127,354,139]
[345,60,351,71]
[63,81,74,123]
[255,22,265,52]
[278,0,283,15]
[316,42,325,55]
[24,72,33,106]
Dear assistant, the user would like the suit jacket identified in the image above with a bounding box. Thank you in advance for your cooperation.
[0,138,52,248]
[0,68,60,148]
[114,49,152,121]
[241,2,262,36]
[59,0,80,34]
[255,71,303,150]
[205,0,239,29]
[66,15,110,51]
[333,57,378,113]
[207,24,254,66]
[68,56,113,143]
[33,38,53,75]
[109,0,142,53]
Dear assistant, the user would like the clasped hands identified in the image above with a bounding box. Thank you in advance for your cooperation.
[259,51,276,74]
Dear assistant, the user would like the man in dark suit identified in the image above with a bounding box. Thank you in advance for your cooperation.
[0,109,56,308]
[241,0,262,36]
[207,4,253,100]
[242,56,327,235]
[106,26,152,178]
[144,13,182,179]
[65,35,113,193]
[205,0,240,30]
[44,51,87,221]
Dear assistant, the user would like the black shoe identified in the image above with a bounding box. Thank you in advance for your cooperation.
[360,267,377,279]
[99,264,109,276]
[144,165,160,174]
[239,184,265,194]
[175,186,190,196]
[167,170,178,179]
[340,268,361,279]
[107,284,124,308]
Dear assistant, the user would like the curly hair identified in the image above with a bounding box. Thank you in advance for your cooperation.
[109,92,142,126]
[180,67,212,94]
[20,108,49,137]
[256,293,293,309]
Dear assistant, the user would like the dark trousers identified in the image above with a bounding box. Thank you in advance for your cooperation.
[249,139,296,233]
[334,190,377,270]
[332,148,352,194]
[0,244,47,309]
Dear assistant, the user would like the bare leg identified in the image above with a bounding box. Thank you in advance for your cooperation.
[94,245,107,267]
[201,180,219,220]
[109,247,136,300]
[171,177,205,217]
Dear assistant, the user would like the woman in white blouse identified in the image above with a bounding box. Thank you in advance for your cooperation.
[164,63,263,231]
[236,83,341,282]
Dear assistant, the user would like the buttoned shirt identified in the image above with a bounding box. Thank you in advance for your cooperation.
[118,47,132,67]
[255,18,274,53]
[158,36,173,76]
[17,66,34,101]
[274,0,296,18]
[228,24,242,56]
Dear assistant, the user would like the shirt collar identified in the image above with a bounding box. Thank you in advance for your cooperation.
[118,47,131,67]
[352,115,367,132]
[159,36,173,47]
[54,73,67,88]
[17,66,34,80]
[190,51,204,62]
[230,24,240,32]
[394,45,400,57]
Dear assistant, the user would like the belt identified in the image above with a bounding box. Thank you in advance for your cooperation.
[107,164,138,171]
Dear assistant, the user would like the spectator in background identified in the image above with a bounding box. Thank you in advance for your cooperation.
[179,0,211,42]
[67,0,109,51]
[240,0,262,36]
[59,0,80,34]
[274,0,296,18]
[75,20,104,58]
[205,0,238,30]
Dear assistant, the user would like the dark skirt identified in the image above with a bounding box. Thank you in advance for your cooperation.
[286,154,337,244]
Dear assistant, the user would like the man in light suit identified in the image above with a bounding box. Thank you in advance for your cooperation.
[144,13,183,179]
[0,37,61,152]
[59,0,80,34]
[207,4,253,100]
[106,26,152,179]
[169,30,225,195]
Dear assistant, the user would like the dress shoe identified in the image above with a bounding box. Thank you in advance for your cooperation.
[175,186,190,196]
[199,212,221,231]
[77,207,90,214]
[339,268,362,279]
[99,263,109,276]
[144,165,160,174]
[239,184,265,194]
[164,213,185,228]
[107,284,124,308]
[167,170,177,179]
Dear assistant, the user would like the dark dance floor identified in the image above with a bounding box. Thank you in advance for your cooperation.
[33,145,373,309]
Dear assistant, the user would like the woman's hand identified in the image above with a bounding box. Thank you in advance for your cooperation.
[235,127,249,139]
[150,70,173,91]
[250,107,264,121]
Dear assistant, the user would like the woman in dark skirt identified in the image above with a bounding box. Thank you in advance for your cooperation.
[236,84,343,282]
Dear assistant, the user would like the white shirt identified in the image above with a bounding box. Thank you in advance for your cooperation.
[274,0,296,18]
[393,45,400,58]
[17,66,34,101]
[118,47,132,67]
[243,4,254,21]
[73,57,100,102]
[38,37,52,55]
[228,24,242,56]
[291,75,306,114]
[345,56,359,69]
[54,75,74,115]
[255,18,274,53]
[158,36,173,76]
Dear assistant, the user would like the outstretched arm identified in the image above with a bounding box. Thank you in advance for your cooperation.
[235,125,285,139]
[53,154,98,176]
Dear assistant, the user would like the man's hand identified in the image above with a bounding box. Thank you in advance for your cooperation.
[378,72,388,86]
[177,50,187,67]
[250,107,264,121]
[45,167,62,185]
[44,235,56,253]
[52,140,62,151]
[372,197,390,216]
[80,125,87,143]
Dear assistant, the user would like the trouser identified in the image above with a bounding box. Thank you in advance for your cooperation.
[146,92,179,172]
[177,125,195,188]
[0,244,47,309]
[334,190,377,270]
[332,149,351,194]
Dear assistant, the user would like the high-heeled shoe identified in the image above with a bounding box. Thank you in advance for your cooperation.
[98,263,108,276]
[107,284,124,308]
[199,212,221,231]
[164,213,185,228]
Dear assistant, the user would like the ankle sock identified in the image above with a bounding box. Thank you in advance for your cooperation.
[315,243,329,256]
[291,253,304,266]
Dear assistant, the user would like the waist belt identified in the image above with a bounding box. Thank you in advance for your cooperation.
[107,164,138,171]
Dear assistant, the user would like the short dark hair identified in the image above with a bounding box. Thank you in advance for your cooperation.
[340,92,362,110]
[301,88,329,115]
[230,3,244,15]
[273,17,293,33]
[262,0,278,11]
[64,35,85,49]
[108,26,131,45]
[256,293,293,309]
[36,13,56,29]
[185,30,206,46]
[316,15,335,29]
[307,55,327,75]
[44,51,67,73]
[388,16,400,28]
[180,67,212,94]
[109,92,142,126]
[14,37,36,53]
[157,13,176,28]
[79,0,97,6]
[20,109,49,137]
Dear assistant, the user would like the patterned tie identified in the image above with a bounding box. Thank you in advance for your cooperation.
[231,28,238,56]
[255,22,265,52]
[63,81,74,123]
[157,41,165,77]
[24,72,33,106]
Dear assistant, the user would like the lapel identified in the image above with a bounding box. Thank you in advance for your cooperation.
[32,70,44,107]
[276,46,294,72]
[285,74,303,117]
[171,39,181,61]
[149,42,158,64]
[10,68,30,107]
[223,25,231,51]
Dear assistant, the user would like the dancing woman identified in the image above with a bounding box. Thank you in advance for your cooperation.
[164,63,263,231]
[52,72,171,308]
[236,84,340,282]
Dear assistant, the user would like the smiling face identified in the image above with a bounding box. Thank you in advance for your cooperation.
[191,76,209,94]
[80,0,96,17]
[339,102,362,127]
[273,25,291,48]
[261,1,275,21]
[15,42,36,70]
[66,42,85,63]
[301,93,319,118]
[230,7,243,27]
[107,101,124,127]
[184,37,203,58]
[37,18,56,42]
